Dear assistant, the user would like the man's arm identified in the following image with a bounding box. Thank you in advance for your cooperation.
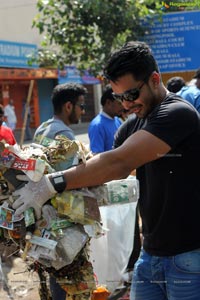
[64,129,171,189]
[12,130,171,217]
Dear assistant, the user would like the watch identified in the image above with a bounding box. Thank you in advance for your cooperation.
[49,172,66,193]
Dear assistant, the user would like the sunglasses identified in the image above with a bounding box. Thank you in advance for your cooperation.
[112,82,145,102]
[76,103,86,111]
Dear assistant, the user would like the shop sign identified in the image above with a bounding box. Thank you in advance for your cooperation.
[143,11,200,73]
[0,40,38,68]
[58,66,100,85]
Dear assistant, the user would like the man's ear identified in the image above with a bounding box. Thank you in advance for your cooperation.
[64,101,73,112]
[149,71,160,88]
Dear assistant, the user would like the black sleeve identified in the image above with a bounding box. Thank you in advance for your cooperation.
[114,114,140,148]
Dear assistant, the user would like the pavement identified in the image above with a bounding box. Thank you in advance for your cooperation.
[0,255,41,300]
[0,122,90,300]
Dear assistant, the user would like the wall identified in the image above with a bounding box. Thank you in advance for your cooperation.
[37,79,57,123]
[0,1,99,125]
[0,0,42,45]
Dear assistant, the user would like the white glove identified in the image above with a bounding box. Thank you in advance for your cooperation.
[12,174,57,219]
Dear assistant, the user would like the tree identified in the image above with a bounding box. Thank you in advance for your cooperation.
[31,0,162,75]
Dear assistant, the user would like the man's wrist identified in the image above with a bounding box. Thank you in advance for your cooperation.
[48,172,67,193]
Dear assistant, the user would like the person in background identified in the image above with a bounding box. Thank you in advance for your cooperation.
[118,108,131,122]
[177,68,200,112]
[33,82,87,300]
[34,82,87,145]
[0,104,16,145]
[88,84,123,154]
[13,41,200,300]
[4,99,17,132]
[166,76,186,93]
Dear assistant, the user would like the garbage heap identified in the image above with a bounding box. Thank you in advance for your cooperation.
[0,136,110,300]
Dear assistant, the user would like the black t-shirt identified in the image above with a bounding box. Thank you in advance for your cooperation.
[114,114,145,148]
[116,93,200,256]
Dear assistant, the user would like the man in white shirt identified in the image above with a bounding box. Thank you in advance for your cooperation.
[4,99,17,132]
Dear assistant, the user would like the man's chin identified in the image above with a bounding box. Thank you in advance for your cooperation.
[135,112,144,119]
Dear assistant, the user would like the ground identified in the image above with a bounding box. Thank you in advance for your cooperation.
[0,255,41,300]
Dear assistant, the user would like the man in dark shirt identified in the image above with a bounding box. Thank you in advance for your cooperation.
[13,41,200,300]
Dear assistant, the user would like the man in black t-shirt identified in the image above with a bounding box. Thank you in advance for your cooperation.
[13,41,200,300]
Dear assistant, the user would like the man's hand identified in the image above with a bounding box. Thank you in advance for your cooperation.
[12,174,57,219]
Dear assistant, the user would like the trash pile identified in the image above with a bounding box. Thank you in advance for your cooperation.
[0,135,139,300]
[0,136,108,300]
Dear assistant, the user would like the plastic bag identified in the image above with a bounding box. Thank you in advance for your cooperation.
[51,224,89,269]
[104,177,139,205]
[89,201,137,292]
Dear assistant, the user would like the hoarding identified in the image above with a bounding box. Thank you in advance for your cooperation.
[58,66,100,85]
[0,40,38,68]
[143,11,200,73]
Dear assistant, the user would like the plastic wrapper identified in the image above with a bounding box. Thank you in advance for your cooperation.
[51,224,89,270]
[104,176,139,205]
[1,143,48,182]
[33,135,92,171]
[55,190,101,225]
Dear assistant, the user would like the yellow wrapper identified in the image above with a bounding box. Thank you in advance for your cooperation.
[56,191,101,225]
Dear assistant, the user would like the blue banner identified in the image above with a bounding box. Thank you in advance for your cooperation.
[143,11,200,73]
[58,66,100,85]
[0,40,38,68]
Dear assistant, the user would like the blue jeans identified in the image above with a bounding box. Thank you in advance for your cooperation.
[131,248,200,300]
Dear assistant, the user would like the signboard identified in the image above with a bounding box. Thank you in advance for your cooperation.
[143,11,200,73]
[0,40,38,68]
[58,66,83,84]
[82,70,100,84]
[58,66,100,85]
[0,67,58,80]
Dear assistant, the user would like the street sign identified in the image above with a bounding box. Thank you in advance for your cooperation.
[143,11,200,73]
[0,40,38,68]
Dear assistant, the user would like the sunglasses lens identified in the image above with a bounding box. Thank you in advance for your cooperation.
[124,89,140,101]
[113,89,140,102]
[76,103,86,111]
[112,94,121,102]
[112,80,145,102]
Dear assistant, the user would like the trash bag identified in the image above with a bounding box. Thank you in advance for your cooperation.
[89,201,137,292]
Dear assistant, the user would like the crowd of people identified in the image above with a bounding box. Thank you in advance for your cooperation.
[1,41,200,300]
[166,68,200,112]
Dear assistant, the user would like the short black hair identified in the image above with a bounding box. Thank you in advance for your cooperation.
[104,41,159,82]
[52,82,87,114]
[101,84,114,106]
[166,77,185,93]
